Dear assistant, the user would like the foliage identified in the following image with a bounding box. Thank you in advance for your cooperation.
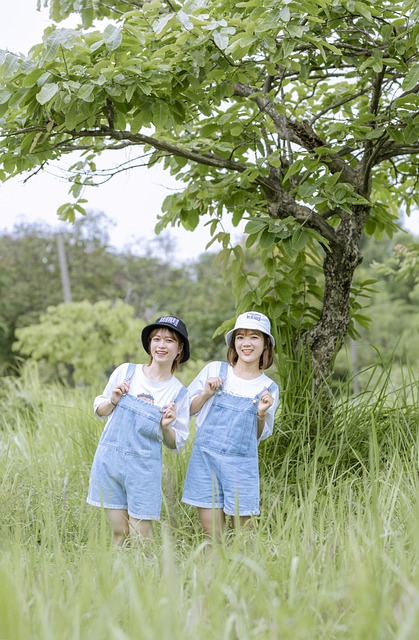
[2,0,419,391]
[0,213,237,374]
[12,299,146,385]
[2,215,419,393]
[1,365,419,638]
[0,212,120,369]
[372,238,419,290]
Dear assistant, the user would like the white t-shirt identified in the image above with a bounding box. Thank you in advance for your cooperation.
[188,361,279,441]
[94,362,190,452]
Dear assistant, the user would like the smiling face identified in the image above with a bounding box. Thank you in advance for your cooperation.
[148,328,183,371]
[227,328,274,371]
[234,329,266,364]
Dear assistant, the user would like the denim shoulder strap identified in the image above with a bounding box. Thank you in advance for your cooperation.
[267,381,278,395]
[174,385,187,404]
[219,361,228,378]
[125,363,136,382]
[254,379,279,400]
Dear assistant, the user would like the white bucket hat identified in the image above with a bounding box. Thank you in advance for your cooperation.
[225,311,275,347]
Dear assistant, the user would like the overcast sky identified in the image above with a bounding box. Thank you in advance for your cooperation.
[0,2,417,262]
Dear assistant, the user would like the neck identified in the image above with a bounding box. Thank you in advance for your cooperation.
[143,362,172,381]
[232,360,261,380]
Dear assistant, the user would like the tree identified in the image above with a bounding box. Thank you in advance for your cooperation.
[0,213,118,370]
[1,0,419,396]
[12,299,146,385]
[0,214,235,372]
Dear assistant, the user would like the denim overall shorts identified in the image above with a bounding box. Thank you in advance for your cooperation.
[87,363,187,520]
[182,362,277,516]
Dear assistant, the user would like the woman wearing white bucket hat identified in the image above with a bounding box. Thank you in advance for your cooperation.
[182,310,279,540]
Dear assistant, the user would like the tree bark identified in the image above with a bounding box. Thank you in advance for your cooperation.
[299,207,368,386]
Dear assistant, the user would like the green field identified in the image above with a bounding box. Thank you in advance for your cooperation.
[1,367,419,639]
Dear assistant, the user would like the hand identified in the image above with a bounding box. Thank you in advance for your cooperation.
[160,402,176,428]
[110,379,131,406]
[257,389,274,416]
[203,376,223,397]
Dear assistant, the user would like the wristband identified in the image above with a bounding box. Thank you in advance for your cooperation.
[257,412,267,418]
[110,399,117,407]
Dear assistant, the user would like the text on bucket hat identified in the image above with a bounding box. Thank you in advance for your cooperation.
[141,316,190,363]
[225,311,275,347]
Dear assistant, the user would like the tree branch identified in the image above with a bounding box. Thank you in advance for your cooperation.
[232,82,358,185]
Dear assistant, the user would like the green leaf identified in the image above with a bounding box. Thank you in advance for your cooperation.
[244,219,269,235]
[64,106,76,130]
[57,202,77,222]
[280,7,291,21]
[365,127,386,140]
[0,88,12,104]
[42,32,62,61]
[259,229,275,249]
[81,7,94,29]
[0,52,20,78]
[103,25,122,51]
[152,101,170,128]
[22,67,45,88]
[291,229,309,252]
[177,10,194,31]
[36,83,59,105]
[283,159,303,182]
[78,84,95,102]
[153,14,174,35]
[402,63,419,92]
[403,124,419,144]
[353,1,373,20]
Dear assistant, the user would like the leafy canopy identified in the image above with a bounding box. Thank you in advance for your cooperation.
[2,0,419,365]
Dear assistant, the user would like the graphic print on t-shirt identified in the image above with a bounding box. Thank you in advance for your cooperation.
[137,393,154,404]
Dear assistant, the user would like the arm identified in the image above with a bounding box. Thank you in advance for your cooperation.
[160,402,178,449]
[190,376,223,415]
[96,378,131,417]
[257,384,280,440]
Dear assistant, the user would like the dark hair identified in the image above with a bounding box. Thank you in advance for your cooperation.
[227,329,274,371]
[147,327,185,373]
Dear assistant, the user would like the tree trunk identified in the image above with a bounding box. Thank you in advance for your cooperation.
[299,208,367,389]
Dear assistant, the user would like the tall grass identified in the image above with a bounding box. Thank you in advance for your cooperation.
[1,364,419,639]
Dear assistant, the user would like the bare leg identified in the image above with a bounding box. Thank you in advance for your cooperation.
[231,515,252,531]
[105,508,129,546]
[198,507,226,541]
[128,517,153,541]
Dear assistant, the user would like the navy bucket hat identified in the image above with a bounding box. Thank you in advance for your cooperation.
[141,316,190,363]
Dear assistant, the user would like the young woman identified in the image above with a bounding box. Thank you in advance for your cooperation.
[87,316,190,545]
[182,311,279,540]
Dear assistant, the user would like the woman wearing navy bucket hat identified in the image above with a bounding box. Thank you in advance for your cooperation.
[182,310,279,541]
[87,315,190,545]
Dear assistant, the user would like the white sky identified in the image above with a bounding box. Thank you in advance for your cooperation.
[0,1,245,261]
[0,1,418,262]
